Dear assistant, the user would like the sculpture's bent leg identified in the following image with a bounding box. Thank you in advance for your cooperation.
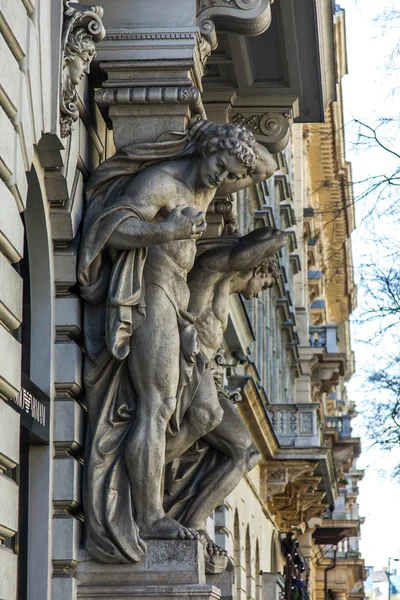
[165,368,224,464]
[181,396,261,532]
[126,282,198,541]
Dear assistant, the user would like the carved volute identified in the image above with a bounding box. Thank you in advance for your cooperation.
[60,1,106,137]
[197,0,273,44]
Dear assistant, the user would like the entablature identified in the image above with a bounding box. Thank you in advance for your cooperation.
[203,0,336,125]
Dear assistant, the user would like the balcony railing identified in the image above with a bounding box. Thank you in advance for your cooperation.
[309,324,339,353]
[325,415,352,438]
[324,540,361,560]
[268,403,321,447]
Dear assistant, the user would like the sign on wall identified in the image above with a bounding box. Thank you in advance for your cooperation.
[10,374,50,444]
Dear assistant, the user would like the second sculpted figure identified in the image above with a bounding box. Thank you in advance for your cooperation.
[164,227,288,566]
[78,119,282,563]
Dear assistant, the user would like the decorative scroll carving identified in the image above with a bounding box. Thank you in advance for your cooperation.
[197,0,272,44]
[263,461,317,502]
[232,111,290,154]
[197,31,215,67]
[299,412,314,434]
[95,86,206,118]
[264,463,327,527]
[212,195,238,234]
[210,348,243,405]
[61,1,106,137]
[312,381,323,403]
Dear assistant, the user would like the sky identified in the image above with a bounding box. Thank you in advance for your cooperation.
[338,0,400,574]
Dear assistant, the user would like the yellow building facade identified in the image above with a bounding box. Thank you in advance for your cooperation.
[207,8,366,600]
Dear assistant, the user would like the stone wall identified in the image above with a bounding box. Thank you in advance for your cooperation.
[0,2,110,598]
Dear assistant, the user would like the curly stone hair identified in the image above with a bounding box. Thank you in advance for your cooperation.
[65,27,96,63]
[188,120,259,173]
[257,256,280,284]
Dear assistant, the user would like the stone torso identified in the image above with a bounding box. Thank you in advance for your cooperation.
[188,275,232,358]
[123,158,215,275]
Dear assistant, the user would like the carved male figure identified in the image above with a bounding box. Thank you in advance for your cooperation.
[78,120,277,562]
[163,228,288,556]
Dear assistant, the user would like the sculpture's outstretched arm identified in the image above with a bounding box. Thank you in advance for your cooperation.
[229,227,288,271]
[216,143,277,196]
[193,227,288,274]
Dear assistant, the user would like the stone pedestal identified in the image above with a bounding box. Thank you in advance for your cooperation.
[76,540,221,599]
[206,562,235,600]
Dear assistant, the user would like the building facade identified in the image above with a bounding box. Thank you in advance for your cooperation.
[0,2,365,600]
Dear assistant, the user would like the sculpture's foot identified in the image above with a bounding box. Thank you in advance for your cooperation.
[139,516,199,541]
[198,529,228,558]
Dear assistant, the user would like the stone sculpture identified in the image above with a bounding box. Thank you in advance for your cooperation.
[164,227,288,567]
[78,119,280,564]
[61,1,106,137]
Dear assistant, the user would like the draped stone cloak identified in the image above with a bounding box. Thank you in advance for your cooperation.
[77,123,214,563]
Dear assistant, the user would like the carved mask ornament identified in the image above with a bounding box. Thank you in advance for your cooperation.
[60,1,106,137]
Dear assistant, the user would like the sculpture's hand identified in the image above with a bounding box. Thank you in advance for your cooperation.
[166,205,207,240]
[216,144,277,195]
[252,143,277,182]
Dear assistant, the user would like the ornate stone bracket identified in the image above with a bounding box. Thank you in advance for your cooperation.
[61,1,106,137]
[211,348,243,405]
[206,195,238,236]
[263,461,317,502]
[264,464,327,528]
[231,110,290,154]
[197,0,273,47]
[95,86,206,147]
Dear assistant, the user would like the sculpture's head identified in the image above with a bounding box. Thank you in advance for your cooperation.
[193,122,259,189]
[239,256,280,299]
[64,27,96,86]
[226,227,287,299]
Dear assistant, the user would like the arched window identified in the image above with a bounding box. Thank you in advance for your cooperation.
[255,541,261,600]
[246,526,252,599]
[234,511,242,597]
[271,531,279,573]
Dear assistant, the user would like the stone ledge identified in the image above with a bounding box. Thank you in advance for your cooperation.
[78,540,207,586]
[0,400,19,469]
[77,583,221,599]
[77,541,223,598]
[0,324,21,398]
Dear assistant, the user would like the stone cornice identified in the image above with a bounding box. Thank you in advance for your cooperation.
[230,373,279,459]
[197,0,273,41]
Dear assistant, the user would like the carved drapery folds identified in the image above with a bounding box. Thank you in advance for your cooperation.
[197,0,273,47]
[61,1,106,137]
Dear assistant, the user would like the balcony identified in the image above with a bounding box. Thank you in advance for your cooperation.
[313,519,360,545]
[324,415,361,473]
[298,324,346,392]
[309,324,339,353]
[325,415,352,438]
[268,403,321,447]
